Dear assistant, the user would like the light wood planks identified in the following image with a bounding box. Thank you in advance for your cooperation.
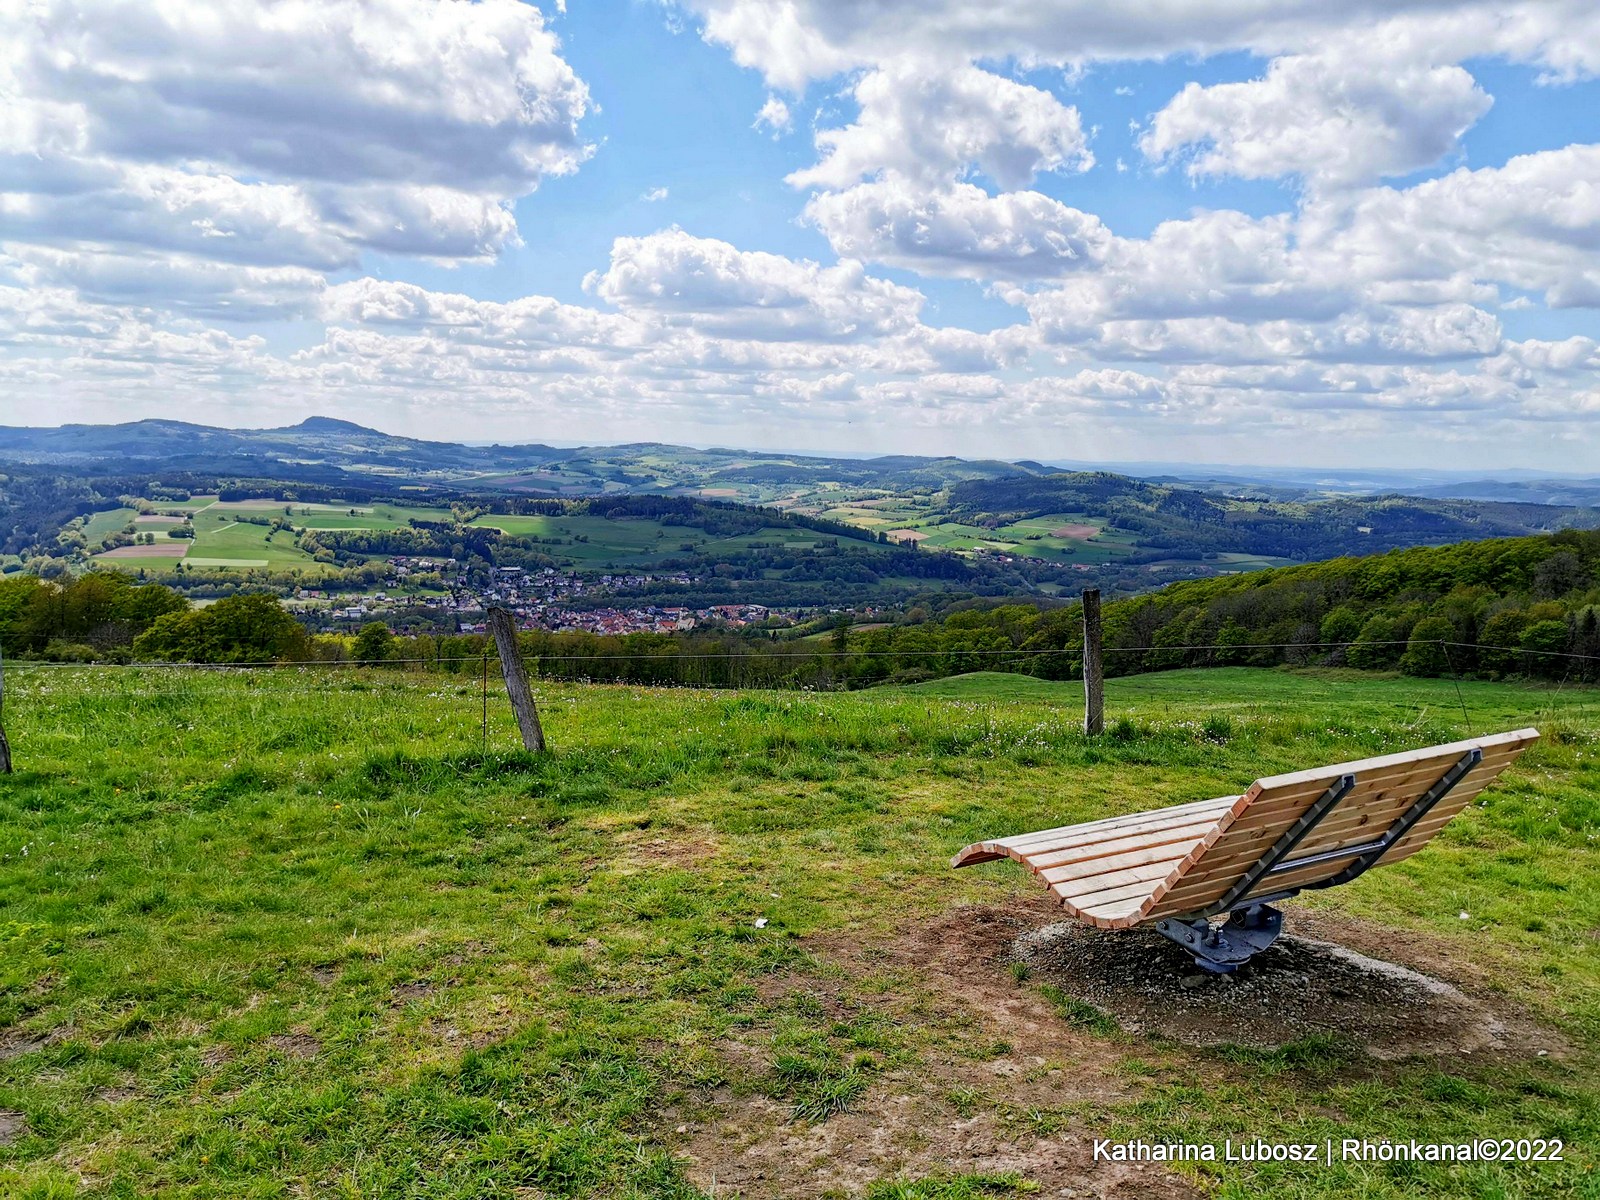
[952,728,1539,930]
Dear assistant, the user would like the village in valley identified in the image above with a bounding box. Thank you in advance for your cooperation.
[297,559,796,637]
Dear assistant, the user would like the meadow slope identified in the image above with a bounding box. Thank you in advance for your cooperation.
[1,668,1597,1198]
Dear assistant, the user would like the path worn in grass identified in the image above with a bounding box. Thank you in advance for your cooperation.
[0,667,1596,1197]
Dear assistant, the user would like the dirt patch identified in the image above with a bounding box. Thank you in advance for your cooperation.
[0,1029,53,1061]
[0,1111,27,1146]
[884,529,928,543]
[615,830,720,872]
[1051,524,1099,540]
[392,981,436,1004]
[677,1095,1196,1199]
[268,1033,321,1059]
[676,901,1201,1198]
[674,902,1561,1196]
[310,965,340,986]
[1013,921,1561,1062]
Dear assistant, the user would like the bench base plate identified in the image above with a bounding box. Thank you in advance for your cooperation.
[1155,904,1284,973]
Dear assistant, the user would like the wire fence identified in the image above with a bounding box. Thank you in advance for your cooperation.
[2,637,1594,760]
[3,637,1599,672]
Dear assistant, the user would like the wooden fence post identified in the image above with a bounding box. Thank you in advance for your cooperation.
[487,607,547,753]
[1082,588,1104,737]
[0,644,11,773]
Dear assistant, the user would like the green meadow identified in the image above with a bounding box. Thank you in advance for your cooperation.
[1,667,1597,1197]
[469,513,822,567]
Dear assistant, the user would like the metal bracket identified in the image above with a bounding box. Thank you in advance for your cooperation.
[1200,773,1356,918]
[1156,904,1283,973]
[1319,746,1481,888]
[1155,746,1486,972]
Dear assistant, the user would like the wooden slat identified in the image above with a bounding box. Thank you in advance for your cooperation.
[1024,817,1224,872]
[991,795,1235,849]
[1059,875,1169,909]
[1237,729,1536,796]
[1052,858,1184,899]
[953,797,1235,867]
[952,729,1537,932]
[1038,839,1201,885]
[1150,740,1533,893]
[1228,745,1525,826]
[1160,765,1511,891]
[1145,740,1533,917]
[1079,895,1147,920]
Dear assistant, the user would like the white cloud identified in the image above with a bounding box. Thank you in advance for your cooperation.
[1140,47,1492,188]
[787,59,1091,190]
[802,180,1111,280]
[754,95,793,136]
[0,0,591,313]
[679,0,1600,88]
[1299,144,1600,308]
[4,246,325,321]
[584,228,925,341]
[641,186,671,202]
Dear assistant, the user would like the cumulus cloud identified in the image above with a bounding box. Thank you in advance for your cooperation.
[1140,47,1492,188]
[0,0,591,312]
[787,60,1091,190]
[754,96,793,136]
[1298,144,1600,308]
[678,0,1600,88]
[584,228,925,341]
[802,180,1111,280]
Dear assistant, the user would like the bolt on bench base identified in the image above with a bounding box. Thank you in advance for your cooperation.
[1156,904,1284,973]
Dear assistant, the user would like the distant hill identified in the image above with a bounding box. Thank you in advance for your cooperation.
[2,417,1595,596]
[0,416,1041,495]
[942,472,1600,560]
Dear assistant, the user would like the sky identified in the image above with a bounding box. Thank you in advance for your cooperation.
[1,0,1599,469]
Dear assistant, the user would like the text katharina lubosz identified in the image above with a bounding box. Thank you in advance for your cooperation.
[1093,1138,1564,1165]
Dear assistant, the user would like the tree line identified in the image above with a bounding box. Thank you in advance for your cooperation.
[3,530,1597,686]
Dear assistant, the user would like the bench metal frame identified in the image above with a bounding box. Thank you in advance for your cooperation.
[1153,747,1483,971]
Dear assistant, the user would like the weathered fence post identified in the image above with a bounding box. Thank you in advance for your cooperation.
[0,642,11,773]
[487,607,547,753]
[1082,588,1104,737]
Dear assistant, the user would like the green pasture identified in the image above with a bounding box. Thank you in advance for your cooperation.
[79,508,137,544]
[469,514,825,567]
[1,666,1597,1197]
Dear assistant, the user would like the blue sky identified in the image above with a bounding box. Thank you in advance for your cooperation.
[1,0,1598,469]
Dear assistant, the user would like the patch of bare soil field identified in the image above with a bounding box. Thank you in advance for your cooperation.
[675,901,1204,1199]
[1051,524,1099,539]
[884,529,928,542]
[1013,919,1563,1061]
[674,902,1561,1197]
[95,543,188,558]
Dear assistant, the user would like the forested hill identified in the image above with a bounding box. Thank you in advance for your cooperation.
[945,472,1597,560]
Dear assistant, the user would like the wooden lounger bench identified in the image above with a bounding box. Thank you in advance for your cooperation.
[953,729,1539,971]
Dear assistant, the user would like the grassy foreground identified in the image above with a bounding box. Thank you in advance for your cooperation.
[1,666,1598,1198]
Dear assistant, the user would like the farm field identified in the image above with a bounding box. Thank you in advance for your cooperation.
[813,499,1142,565]
[469,513,824,567]
[88,500,457,576]
[1,666,1597,1197]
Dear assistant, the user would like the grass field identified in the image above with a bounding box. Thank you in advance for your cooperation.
[90,500,456,576]
[813,502,1142,566]
[1,667,1597,1197]
[469,513,823,567]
